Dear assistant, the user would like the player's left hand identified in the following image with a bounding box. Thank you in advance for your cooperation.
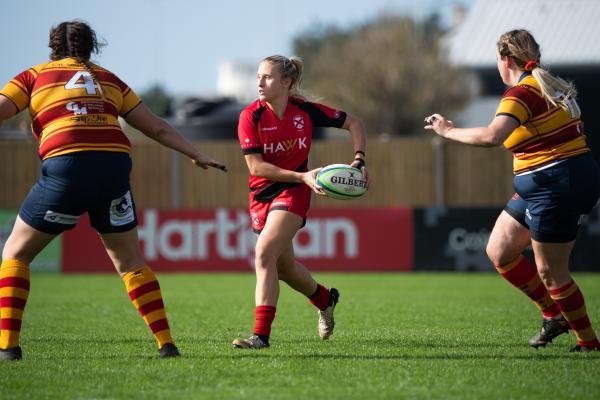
[350,158,368,183]
[191,153,228,172]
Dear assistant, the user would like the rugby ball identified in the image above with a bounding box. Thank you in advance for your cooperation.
[316,164,367,200]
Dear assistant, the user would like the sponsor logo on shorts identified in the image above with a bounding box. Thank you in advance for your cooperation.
[250,213,261,228]
[43,210,80,225]
[525,208,532,220]
[110,191,135,226]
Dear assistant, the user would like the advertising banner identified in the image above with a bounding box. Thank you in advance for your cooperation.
[413,207,600,271]
[571,204,600,271]
[62,208,414,273]
[0,210,61,272]
[413,208,500,272]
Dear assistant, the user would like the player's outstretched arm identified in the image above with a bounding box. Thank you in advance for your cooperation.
[424,113,518,147]
[123,103,227,172]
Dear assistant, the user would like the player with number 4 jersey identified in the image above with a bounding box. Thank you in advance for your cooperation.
[0,20,227,361]
[2,58,140,159]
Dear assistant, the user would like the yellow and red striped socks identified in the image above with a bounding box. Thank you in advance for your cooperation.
[0,259,30,350]
[122,266,174,348]
[495,255,560,318]
[254,305,276,340]
[308,284,331,311]
[549,280,600,348]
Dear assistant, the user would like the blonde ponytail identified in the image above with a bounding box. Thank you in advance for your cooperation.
[531,67,577,110]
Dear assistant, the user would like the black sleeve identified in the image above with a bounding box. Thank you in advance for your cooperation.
[299,101,347,128]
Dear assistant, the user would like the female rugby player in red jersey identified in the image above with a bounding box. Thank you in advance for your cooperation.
[0,20,227,361]
[425,29,600,352]
[233,55,367,349]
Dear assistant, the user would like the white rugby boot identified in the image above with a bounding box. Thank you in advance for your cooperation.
[318,288,340,340]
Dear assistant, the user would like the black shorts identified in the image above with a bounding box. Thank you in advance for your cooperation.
[505,153,600,242]
[19,152,137,235]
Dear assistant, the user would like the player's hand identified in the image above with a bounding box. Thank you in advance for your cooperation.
[191,153,228,172]
[424,113,454,137]
[303,167,325,196]
[350,158,368,183]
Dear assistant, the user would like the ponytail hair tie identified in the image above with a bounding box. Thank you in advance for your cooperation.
[524,60,538,71]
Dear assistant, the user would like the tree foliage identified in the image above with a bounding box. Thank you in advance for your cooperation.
[293,15,470,136]
[140,84,173,117]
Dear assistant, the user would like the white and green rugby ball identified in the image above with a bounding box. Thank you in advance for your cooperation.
[316,164,367,200]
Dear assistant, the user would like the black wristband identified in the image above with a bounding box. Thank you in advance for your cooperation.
[355,150,366,157]
[353,158,366,170]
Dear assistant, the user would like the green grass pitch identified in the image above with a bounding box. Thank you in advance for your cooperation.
[1,272,599,399]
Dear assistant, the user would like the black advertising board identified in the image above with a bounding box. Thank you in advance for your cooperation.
[414,208,501,271]
[570,205,600,271]
[413,207,599,272]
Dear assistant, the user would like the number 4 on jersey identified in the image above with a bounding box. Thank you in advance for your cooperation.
[64,71,97,95]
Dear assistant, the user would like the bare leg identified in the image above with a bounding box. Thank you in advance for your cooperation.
[276,242,318,297]
[531,240,573,289]
[100,227,177,353]
[99,228,146,276]
[486,211,531,266]
[254,210,302,306]
[487,211,562,323]
[2,216,56,264]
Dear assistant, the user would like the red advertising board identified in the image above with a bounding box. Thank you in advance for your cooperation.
[62,208,413,272]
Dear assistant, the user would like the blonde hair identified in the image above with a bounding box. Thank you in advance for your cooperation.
[262,55,304,98]
[497,29,577,109]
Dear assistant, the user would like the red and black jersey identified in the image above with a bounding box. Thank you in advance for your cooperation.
[237,96,346,189]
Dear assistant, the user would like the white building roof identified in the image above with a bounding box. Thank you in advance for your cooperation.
[446,0,600,68]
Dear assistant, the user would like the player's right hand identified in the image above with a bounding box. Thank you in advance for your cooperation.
[303,168,325,195]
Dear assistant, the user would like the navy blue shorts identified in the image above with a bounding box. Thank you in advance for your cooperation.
[505,153,600,242]
[19,152,138,235]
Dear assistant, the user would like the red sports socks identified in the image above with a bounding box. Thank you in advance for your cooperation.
[549,280,600,348]
[254,305,276,340]
[308,284,331,311]
[495,255,561,318]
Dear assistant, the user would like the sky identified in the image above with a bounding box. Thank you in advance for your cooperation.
[2,0,473,96]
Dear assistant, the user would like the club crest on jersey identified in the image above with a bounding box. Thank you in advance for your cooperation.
[263,137,307,153]
[293,115,305,130]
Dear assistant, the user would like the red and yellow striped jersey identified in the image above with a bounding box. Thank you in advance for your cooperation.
[496,74,589,174]
[0,57,141,160]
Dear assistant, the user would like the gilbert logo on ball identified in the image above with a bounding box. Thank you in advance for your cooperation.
[316,164,368,200]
